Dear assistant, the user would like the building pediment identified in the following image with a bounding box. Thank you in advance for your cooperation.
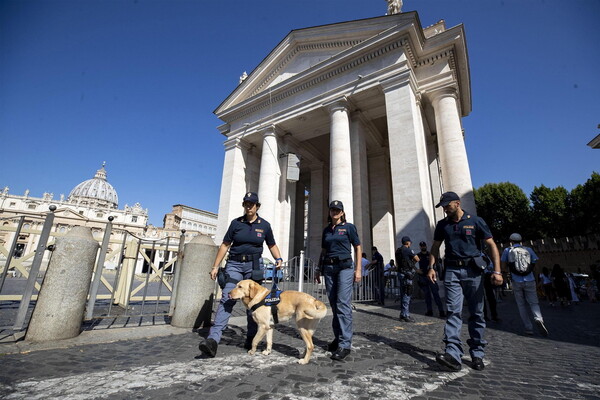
[215,13,421,115]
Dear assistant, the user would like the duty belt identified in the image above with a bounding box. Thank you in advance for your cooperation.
[323,256,351,265]
[228,254,260,262]
[444,258,471,267]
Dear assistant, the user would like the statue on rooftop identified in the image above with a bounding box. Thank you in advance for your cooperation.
[386,0,403,15]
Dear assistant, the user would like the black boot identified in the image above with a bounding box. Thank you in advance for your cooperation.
[199,338,218,358]
[327,339,339,352]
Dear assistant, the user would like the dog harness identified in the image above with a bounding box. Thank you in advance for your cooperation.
[250,277,282,323]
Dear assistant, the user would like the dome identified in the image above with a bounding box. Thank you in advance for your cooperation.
[68,164,119,209]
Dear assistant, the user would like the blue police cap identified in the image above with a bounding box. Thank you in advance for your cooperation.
[329,200,344,211]
[401,236,411,244]
[435,191,460,208]
[243,192,259,204]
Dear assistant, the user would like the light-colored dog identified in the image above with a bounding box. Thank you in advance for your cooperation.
[229,279,327,364]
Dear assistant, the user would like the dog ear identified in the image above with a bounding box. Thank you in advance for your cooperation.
[248,280,257,299]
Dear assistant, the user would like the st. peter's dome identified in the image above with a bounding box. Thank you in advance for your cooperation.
[68,164,119,209]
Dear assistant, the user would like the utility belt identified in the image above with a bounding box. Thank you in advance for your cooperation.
[228,253,260,262]
[322,256,352,265]
[445,256,487,271]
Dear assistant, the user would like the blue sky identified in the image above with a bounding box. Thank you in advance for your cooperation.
[1,0,598,226]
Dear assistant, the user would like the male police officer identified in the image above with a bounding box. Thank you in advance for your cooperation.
[427,192,502,371]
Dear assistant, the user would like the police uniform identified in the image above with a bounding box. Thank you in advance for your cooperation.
[396,239,417,320]
[433,208,493,363]
[207,198,276,345]
[320,201,361,353]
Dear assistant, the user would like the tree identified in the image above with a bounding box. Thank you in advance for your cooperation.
[530,184,569,238]
[474,182,531,241]
[568,172,600,235]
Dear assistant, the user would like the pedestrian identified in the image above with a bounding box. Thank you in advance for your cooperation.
[427,191,502,372]
[417,241,446,318]
[501,233,549,336]
[198,192,283,358]
[395,236,419,322]
[360,252,370,300]
[539,267,556,305]
[384,259,396,292]
[366,246,385,305]
[316,200,362,361]
[482,251,500,323]
[551,264,571,306]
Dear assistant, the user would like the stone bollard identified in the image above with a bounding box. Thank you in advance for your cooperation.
[26,226,99,342]
[171,235,218,329]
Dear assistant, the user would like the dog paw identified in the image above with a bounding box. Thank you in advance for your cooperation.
[298,359,309,365]
[261,350,271,356]
[247,349,256,355]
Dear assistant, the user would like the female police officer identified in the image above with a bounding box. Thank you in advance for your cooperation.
[198,192,282,358]
[316,200,362,361]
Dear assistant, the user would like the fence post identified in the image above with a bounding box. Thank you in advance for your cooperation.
[171,235,217,329]
[169,229,186,316]
[25,226,99,342]
[86,216,113,320]
[113,238,138,307]
[299,250,305,293]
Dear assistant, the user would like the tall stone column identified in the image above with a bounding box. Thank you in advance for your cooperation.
[382,71,435,246]
[257,125,280,227]
[326,98,354,225]
[350,113,371,250]
[308,162,325,261]
[216,138,250,245]
[430,87,476,213]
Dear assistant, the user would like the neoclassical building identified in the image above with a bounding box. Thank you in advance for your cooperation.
[214,10,476,262]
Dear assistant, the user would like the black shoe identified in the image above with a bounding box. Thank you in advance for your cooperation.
[198,338,218,358]
[439,311,447,319]
[331,347,351,361]
[435,352,461,371]
[244,336,255,350]
[535,319,549,337]
[327,339,339,352]
[425,310,433,316]
[471,357,485,371]
[400,316,415,322]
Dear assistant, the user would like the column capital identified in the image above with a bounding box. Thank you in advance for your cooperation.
[260,124,283,138]
[428,86,459,106]
[224,137,251,152]
[379,67,417,94]
[323,97,350,115]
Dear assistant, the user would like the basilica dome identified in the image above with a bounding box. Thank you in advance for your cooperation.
[68,164,119,209]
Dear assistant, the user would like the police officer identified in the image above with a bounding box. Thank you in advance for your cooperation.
[395,236,419,322]
[198,192,283,358]
[417,241,446,318]
[427,192,502,372]
[316,200,362,361]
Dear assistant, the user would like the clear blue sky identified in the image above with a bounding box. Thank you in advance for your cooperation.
[1,0,598,226]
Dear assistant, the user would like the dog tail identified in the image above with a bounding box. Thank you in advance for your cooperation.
[305,299,328,319]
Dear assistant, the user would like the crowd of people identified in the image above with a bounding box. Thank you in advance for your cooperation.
[198,190,598,371]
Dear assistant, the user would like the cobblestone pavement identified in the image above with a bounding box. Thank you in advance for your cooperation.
[1,292,599,399]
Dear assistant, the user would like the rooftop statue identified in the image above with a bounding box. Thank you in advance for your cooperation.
[386,0,403,15]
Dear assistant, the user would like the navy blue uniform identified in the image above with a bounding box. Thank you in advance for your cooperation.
[433,211,493,363]
[321,222,360,351]
[224,215,276,256]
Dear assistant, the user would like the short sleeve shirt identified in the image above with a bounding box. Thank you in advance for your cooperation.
[417,251,430,273]
[321,222,360,259]
[501,244,539,282]
[433,211,493,259]
[223,215,276,256]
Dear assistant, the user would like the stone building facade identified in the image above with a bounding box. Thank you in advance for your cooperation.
[214,11,475,262]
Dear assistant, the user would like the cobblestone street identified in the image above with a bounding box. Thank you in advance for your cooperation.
[1,292,599,399]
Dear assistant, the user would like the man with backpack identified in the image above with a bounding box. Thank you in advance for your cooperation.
[501,233,549,336]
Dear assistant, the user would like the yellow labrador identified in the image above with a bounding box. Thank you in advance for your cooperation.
[229,279,327,364]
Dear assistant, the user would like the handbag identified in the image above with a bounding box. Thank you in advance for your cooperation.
[470,256,487,271]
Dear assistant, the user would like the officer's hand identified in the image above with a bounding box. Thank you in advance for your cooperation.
[427,268,437,283]
[210,267,219,281]
[354,270,362,283]
[275,259,282,270]
[491,273,503,286]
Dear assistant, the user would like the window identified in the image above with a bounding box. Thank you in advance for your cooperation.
[79,211,84,215]
[28,204,37,210]
[96,213,103,218]
[9,202,16,207]
[132,216,138,223]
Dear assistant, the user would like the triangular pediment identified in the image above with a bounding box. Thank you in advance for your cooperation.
[55,208,88,220]
[215,13,419,114]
